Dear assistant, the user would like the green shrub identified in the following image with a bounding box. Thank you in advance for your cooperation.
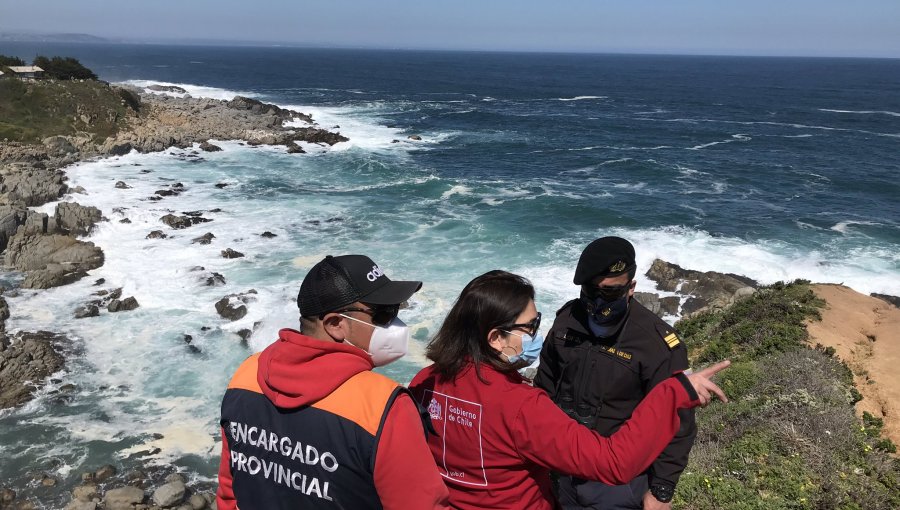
[0,54,25,67]
[673,281,900,509]
[32,55,97,80]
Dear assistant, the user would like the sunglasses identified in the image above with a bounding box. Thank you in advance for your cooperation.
[336,305,400,327]
[584,282,633,302]
[505,312,542,338]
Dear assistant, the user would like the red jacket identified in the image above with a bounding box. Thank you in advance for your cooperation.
[409,362,699,510]
[217,329,450,509]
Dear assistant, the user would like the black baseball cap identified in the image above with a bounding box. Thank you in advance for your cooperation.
[298,255,422,317]
[573,237,637,285]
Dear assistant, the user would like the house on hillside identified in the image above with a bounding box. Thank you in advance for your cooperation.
[7,66,44,79]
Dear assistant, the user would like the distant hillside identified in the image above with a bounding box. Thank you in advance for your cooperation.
[0,32,109,43]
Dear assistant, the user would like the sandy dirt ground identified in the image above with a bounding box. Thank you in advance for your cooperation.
[806,284,900,447]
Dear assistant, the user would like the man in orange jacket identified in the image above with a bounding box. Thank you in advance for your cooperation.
[217,254,450,509]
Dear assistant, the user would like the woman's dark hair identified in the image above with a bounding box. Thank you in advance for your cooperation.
[426,270,534,381]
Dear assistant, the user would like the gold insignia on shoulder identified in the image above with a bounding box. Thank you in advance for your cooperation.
[601,307,612,316]
[664,332,681,349]
[610,260,627,272]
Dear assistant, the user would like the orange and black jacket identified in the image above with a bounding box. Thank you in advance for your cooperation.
[216,328,450,510]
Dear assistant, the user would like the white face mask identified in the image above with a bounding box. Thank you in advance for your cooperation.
[339,315,410,367]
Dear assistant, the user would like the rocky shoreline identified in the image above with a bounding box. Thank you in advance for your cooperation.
[0,83,348,509]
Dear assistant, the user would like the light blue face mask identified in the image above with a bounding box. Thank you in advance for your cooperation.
[501,331,545,364]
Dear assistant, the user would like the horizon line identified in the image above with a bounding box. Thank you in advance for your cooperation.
[2,31,899,60]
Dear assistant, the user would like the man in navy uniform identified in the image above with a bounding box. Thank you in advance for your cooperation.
[535,237,694,510]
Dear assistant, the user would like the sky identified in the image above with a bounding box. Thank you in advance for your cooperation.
[1,0,899,58]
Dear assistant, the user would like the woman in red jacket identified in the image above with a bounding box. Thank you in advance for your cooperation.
[409,270,728,510]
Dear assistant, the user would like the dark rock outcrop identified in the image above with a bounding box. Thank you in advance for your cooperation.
[146,230,167,239]
[74,303,100,319]
[645,259,758,316]
[871,293,900,308]
[199,141,222,152]
[215,290,257,321]
[221,248,244,259]
[54,202,102,236]
[160,214,210,229]
[0,331,65,410]
[3,232,104,289]
[147,84,187,94]
[191,233,215,245]
[0,204,28,252]
[107,297,139,313]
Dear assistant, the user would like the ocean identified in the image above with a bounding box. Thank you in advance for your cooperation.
[1,43,899,499]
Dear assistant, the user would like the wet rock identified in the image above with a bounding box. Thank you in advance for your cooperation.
[0,332,65,409]
[191,233,215,245]
[153,480,186,508]
[64,500,97,510]
[215,290,257,321]
[645,259,757,316]
[286,144,305,154]
[160,214,191,229]
[93,278,105,285]
[188,493,208,509]
[155,189,178,197]
[40,474,56,486]
[147,84,188,93]
[74,304,100,319]
[107,297,139,313]
[72,484,98,502]
[107,142,133,156]
[103,486,145,510]
[204,272,226,286]
[214,183,229,189]
[0,296,9,328]
[114,181,131,189]
[259,231,277,238]
[221,248,244,259]
[182,210,204,217]
[165,474,185,484]
[146,230,168,239]
[4,232,104,289]
[408,135,422,141]
[0,204,28,252]
[55,202,102,236]
[0,487,15,505]
[94,464,116,482]
[119,218,131,224]
[199,141,222,152]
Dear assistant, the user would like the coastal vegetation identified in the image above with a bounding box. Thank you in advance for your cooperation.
[0,78,134,143]
[32,55,97,80]
[675,281,899,510]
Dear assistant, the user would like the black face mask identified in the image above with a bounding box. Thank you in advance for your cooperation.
[581,287,630,338]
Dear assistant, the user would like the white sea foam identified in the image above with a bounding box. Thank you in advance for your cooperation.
[119,80,258,101]
[819,109,900,117]
[830,220,882,235]
[441,184,473,199]
[687,134,751,150]
[557,96,607,101]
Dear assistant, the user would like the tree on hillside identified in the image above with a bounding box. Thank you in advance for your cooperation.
[0,55,26,67]
[32,55,97,80]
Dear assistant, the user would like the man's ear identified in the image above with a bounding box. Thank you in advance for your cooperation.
[628,279,637,298]
[321,313,345,340]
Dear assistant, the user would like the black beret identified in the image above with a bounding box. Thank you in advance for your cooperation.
[573,236,636,285]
